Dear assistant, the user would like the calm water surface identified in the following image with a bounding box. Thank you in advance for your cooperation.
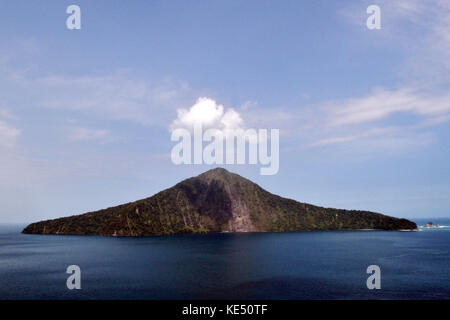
[0,219,448,299]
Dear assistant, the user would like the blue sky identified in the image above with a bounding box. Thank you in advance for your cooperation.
[0,0,449,222]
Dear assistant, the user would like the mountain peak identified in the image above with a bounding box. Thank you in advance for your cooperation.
[202,167,230,175]
[197,167,239,182]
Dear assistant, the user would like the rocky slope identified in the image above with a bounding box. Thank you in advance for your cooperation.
[23,168,417,236]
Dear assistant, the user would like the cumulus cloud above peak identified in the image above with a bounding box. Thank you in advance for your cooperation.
[170,97,244,132]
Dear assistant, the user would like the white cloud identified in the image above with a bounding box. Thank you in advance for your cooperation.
[327,88,450,126]
[311,127,396,147]
[0,108,20,147]
[0,120,20,147]
[304,87,449,147]
[5,70,196,127]
[0,107,16,120]
[315,0,450,150]
[251,86,449,150]
[342,0,450,86]
[170,97,244,132]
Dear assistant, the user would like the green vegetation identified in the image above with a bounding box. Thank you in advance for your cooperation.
[22,168,417,236]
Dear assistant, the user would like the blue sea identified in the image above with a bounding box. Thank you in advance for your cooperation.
[0,219,449,300]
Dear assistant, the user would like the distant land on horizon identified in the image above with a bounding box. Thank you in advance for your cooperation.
[22,168,417,236]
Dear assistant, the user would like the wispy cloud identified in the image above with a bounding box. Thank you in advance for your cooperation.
[310,127,396,147]
[0,107,17,120]
[241,86,449,152]
[307,86,449,148]
[0,108,20,147]
[36,74,194,126]
[342,0,450,86]
[0,119,20,147]
[326,88,450,126]
[68,127,112,144]
[294,0,450,149]
[3,68,197,127]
